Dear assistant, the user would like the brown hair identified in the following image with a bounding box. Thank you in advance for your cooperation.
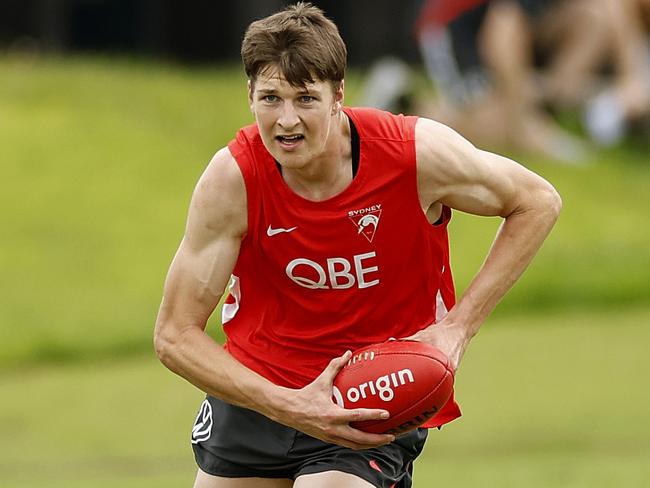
[241,2,346,91]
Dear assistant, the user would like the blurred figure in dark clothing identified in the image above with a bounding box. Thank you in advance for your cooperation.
[416,0,587,160]
[363,0,650,158]
[418,0,650,150]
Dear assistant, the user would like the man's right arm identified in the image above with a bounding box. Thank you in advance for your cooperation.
[154,147,276,409]
[153,148,393,449]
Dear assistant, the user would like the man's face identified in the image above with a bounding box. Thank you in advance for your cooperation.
[248,66,344,169]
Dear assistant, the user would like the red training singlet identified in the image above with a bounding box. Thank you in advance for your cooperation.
[224,107,461,428]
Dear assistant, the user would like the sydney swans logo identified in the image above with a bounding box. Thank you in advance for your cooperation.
[348,204,382,242]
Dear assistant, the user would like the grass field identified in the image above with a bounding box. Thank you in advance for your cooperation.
[1,55,649,487]
[2,56,650,368]
[1,307,648,487]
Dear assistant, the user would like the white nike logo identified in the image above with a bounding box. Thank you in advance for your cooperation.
[266,225,297,237]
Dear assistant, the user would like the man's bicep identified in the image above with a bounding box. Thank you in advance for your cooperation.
[158,147,247,331]
[161,233,241,332]
[417,119,534,218]
[438,150,524,218]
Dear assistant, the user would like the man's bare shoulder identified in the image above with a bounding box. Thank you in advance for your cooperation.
[187,147,247,240]
[414,117,478,178]
[414,117,487,207]
[414,117,559,218]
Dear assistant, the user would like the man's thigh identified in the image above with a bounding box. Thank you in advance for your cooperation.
[294,470,375,488]
[193,468,293,488]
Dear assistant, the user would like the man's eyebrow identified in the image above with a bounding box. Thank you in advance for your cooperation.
[297,87,322,95]
[256,86,322,95]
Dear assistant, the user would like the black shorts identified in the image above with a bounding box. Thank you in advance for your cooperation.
[191,396,428,488]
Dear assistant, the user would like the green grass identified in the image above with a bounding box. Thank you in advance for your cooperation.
[2,55,649,368]
[418,307,650,487]
[0,56,251,367]
[1,307,648,487]
[0,58,650,366]
[1,55,649,487]
[0,55,649,486]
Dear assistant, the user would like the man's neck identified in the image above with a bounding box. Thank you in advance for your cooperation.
[281,112,353,201]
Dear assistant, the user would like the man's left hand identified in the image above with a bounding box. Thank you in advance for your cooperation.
[402,320,470,371]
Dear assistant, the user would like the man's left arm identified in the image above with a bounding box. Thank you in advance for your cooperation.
[408,118,563,370]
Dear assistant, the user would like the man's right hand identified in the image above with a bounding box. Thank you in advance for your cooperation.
[270,351,396,450]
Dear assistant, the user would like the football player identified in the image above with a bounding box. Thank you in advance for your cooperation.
[154,3,561,487]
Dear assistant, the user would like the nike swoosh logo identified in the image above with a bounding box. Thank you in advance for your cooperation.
[267,225,297,237]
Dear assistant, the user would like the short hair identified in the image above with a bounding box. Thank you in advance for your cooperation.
[241,2,347,91]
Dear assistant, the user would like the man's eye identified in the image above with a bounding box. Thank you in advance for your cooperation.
[299,96,314,103]
[263,95,278,103]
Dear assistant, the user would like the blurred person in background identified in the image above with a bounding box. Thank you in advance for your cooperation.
[478,0,650,146]
[364,0,650,158]
[574,0,650,145]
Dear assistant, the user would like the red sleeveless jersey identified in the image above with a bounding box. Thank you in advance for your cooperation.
[224,107,460,427]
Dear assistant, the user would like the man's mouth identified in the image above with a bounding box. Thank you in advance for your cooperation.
[276,134,304,145]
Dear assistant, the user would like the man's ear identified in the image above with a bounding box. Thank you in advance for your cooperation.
[247,79,254,112]
[336,79,345,107]
[332,79,345,114]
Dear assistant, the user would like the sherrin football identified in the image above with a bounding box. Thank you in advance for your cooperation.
[332,340,454,435]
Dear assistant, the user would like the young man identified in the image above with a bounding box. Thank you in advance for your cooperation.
[154,3,562,487]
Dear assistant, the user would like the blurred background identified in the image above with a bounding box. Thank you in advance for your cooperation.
[1,1,649,487]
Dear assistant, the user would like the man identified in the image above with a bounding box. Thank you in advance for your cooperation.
[154,3,562,487]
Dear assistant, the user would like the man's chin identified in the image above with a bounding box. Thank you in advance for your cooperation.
[271,150,311,170]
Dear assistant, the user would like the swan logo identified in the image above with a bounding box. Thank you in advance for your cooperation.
[348,204,382,242]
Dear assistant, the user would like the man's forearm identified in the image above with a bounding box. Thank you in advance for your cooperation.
[447,189,562,336]
[154,324,290,420]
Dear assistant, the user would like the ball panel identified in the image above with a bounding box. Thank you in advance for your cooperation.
[381,370,454,434]
[351,369,454,434]
[334,353,447,409]
[332,340,455,434]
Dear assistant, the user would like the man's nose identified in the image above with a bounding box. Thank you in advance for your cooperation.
[278,102,300,129]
